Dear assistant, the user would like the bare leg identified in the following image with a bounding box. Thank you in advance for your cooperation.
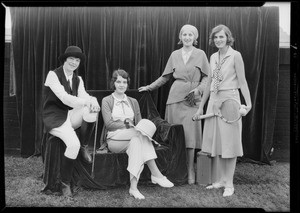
[129,173,145,199]
[146,159,164,178]
[206,156,226,189]
[187,148,195,184]
[224,157,237,188]
[222,157,236,197]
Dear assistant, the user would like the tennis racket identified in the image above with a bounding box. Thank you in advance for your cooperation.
[193,98,244,123]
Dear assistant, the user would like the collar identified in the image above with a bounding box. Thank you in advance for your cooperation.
[181,47,194,56]
[112,93,129,102]
[217,46,234,59]
[63,68,73,81]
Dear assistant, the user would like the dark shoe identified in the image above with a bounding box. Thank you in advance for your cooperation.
[61,181,73,197]
[61,155,75,197]
[80,145,92,163]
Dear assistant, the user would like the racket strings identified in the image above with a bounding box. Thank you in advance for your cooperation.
[220,100,240,122]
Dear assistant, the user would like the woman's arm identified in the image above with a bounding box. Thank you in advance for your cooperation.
[138,75,171,92]
[101,97,126,131]
[235,52,252,113]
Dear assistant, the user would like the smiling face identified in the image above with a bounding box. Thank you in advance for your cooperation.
[181,30,195,47]
[114,75,128,95]
[64,57,81,73]
[213,30,228,49]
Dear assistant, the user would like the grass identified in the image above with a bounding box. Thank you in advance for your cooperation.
[3,154,290,211]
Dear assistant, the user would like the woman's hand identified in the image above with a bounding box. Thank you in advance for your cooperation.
[192,107,204,121]
[85,97,101,113]
[189,88,201,96]
[124,118,134,128]
[138,86,149,92]
[240,104,252,116]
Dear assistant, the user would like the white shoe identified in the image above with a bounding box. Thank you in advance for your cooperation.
[151,175,174,188]
[129,188,145,200]
[206,182,225,189]
[223,187,234,197]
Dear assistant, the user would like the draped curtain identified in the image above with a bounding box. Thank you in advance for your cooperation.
[10,6,279,163]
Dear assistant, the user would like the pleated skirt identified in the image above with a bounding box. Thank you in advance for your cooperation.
[165,101,202,149]
[201,89,243,158]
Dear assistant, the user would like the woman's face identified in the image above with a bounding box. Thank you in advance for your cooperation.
[114,75,128,94]
[64,57,80,72]
[214,30,228,49]
[181,30,195,47]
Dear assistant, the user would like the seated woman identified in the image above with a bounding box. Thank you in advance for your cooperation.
[100,69,174,199]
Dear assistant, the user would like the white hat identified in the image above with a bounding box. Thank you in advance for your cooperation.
[179,24,199,40]
[134,119,157,141]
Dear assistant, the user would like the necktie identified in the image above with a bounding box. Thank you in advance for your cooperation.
[212,66,223,93]
[67,79,72,92]
[212,56,229,93]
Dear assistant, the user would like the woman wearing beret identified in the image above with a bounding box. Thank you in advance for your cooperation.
[193,24,252,197]
[139,24,210,184]
[100,69,174,200]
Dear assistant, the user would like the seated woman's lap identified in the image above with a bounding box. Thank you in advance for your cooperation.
[107,128,139,153]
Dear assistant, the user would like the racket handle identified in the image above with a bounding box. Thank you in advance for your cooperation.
[192,113,215,121]
[199,113,215,119]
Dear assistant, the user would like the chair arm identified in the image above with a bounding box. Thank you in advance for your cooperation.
[151,116,188,183]
[151,117,186,153]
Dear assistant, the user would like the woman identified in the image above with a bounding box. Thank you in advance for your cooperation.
[138,24,210,184]
[42,46,100,197]
[193,24,252,197]
[101,69,174,200]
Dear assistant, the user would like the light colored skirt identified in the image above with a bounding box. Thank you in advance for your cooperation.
[165,101,202,149]
[107,128,157,181]
[201,89,243,158]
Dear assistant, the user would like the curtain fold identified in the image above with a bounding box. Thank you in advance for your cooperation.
[10,6,279,163]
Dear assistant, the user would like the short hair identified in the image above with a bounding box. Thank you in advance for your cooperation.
[110,69,131,90]
[209,24,235,47]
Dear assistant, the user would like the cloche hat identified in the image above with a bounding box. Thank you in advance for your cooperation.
[58,45,86,63]
[178,24,199,45]
[134,119,160,146]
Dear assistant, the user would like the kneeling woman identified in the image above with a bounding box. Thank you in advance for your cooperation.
[100,69,174,199]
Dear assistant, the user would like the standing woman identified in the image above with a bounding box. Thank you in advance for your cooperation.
[193,24,252,197]
[101,69,174,200]
[139,24,210,184]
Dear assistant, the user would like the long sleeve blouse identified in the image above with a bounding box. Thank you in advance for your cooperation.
[148,47,210,104]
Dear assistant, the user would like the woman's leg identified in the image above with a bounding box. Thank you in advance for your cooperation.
[146,159,164,178]
[222,157,236,197]
[223,157,237,188]
[187,148,195,184]
[206,155,226,189]
[109,130,147,199]
[129,173,145,199]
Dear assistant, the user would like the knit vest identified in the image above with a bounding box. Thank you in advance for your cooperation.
[42,66,80,132]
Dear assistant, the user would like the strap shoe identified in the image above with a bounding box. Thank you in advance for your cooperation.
[206,182,225,189]
[223,187,234,197]
[129,188,145,200]
[151,175,174,188]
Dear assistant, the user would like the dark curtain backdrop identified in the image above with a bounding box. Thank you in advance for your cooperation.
[10,7,279,163]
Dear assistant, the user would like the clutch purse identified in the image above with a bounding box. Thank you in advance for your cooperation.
[184,92,197,107]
